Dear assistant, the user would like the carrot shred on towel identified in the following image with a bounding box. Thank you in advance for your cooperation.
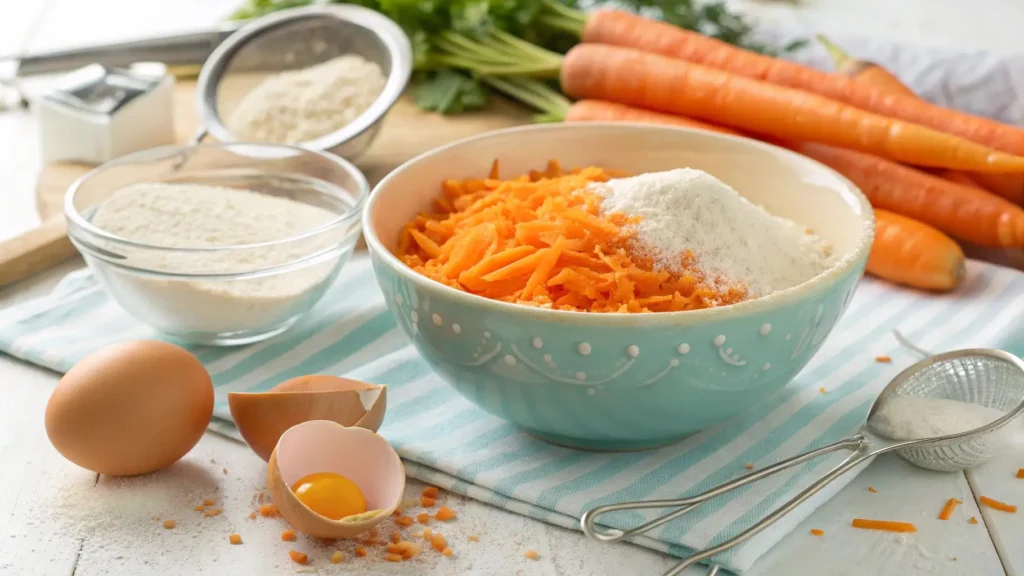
[979,496,1017,513]
[1016,468,1024,479]
[868,486,878,493]
[810,529,824,536]
[969,517,979,524]
[288,550,308,565]
[398,161,746,312]
[876,355,892,363]
[851,519,917,532]
[939,498,962,520]
[422,487,440,498]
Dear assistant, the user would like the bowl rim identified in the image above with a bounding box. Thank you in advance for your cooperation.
[362,122,875,326]
[64,141,369,256]
[195,4,413,152]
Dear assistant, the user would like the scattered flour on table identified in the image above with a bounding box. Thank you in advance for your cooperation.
[590,168,833,298]
[869,396,1008,440]
[89,182,343,333]
[227,54,386,144]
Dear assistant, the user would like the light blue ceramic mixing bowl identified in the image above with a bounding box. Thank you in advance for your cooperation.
[363,124,874,450]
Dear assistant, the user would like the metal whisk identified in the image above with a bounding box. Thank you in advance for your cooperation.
[581,348,1024,576]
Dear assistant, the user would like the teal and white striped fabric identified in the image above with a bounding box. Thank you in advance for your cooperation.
[2,255,1022,573]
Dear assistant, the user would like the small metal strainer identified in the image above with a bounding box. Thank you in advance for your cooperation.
[580,348,1024,576]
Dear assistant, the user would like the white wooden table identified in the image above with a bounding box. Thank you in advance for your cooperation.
[1,2,1022,575]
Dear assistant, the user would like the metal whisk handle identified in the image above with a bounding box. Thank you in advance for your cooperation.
[580,436,872,576]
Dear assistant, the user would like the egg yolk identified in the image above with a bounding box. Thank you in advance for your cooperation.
[290,472,367,520]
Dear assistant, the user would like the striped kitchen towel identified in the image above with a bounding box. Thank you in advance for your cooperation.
[2,254,1022,573]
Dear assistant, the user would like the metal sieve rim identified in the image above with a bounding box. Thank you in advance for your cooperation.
[193,4,412,152]
[865,347,1024,445]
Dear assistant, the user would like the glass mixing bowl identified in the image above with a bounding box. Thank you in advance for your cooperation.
[65,142,367,346]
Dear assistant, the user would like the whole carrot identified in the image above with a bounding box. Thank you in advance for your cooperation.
[560,44,1024,173]
[564,100,741,135]
[868,210,965,291]
[581,9,1024,159]
[816,34,916,98]
[940,169,986,190]
[817,35,1024,205]
[789,142,1024,247]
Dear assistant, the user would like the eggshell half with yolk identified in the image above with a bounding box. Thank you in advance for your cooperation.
[267,420,405,538]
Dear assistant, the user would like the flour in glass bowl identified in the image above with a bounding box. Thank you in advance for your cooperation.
[590,168,833,298]
[87,182,345,334]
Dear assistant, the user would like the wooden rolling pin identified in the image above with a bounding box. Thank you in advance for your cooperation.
[0,215,77,288]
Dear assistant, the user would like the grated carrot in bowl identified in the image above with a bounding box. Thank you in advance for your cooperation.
[396,161,746,313]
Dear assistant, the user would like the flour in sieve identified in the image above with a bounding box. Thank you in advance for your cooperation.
[89,182,346,334]
[227,54,386,144]
[590,168,833,298]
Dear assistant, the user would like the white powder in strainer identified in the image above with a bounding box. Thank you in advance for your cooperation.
[87,183,345,335]
[589,168,833,298]
[227,54,386,145]
[868,396,1008,440]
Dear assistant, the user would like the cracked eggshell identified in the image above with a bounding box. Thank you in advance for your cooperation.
[228,375,386,462]
[267,420,404,538]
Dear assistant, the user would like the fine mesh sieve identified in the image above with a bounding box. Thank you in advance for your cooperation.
[580,348,1024,576]
[192,5,412,158]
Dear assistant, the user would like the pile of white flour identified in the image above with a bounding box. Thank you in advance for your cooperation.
[227,54,386,144]
[89,183,344,334]
[590,168,833,298]
[869,396,1008,440]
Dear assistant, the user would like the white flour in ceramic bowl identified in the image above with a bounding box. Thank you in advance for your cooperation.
[86,182,351,338]
[590,168,834,299]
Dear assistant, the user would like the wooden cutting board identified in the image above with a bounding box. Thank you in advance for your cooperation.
[0,79,532,288]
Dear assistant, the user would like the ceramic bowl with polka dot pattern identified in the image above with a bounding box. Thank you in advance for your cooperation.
[363,124,873,450]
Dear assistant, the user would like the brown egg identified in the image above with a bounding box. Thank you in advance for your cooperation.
[228,375,386,462]
[45,340,213,476]
[267,420,404,538]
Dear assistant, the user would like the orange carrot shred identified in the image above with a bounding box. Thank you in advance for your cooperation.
[281,530,296,541]
[876,355,892,363]
[391,531,401,544]
[395,516,414,527]
[431,534,447,552]
[162,520,176,529]
[524,550,539,560]
[399,161,745,312]
[939,498,962,520]
[258,504,278,517]
[194,505,205,512]
[421,496,436,508]
[442,547,454,557]
[969,517,979,524]
[810,529,824,536]
[202,499,215,506]
[868,486,878,493]
[851,519,917,532]
[423,528,432,540]
[229,534,242,545]
[331,551,344,564]
[385,553,403,562]
[436,506,456,521]
[1016,468,1024,479]
[468,535,479,542]
[422,487,440,498]
[417,513,430,524]
[355,546,367,557]
[979,496,1017,513]
[288,550,307,565]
